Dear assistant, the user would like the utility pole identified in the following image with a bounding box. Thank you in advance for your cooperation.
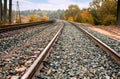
[0,0,2,22]
[16,1,21,23]
[4,0,7,24]
[9,0,12,24]
[117,0,120,26]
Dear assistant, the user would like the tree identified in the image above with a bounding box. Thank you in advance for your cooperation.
[21,9,65,20]
[81,10,94,24]
[117,0,120,26]
[64,4,94,24]
[28,15,36,22]
[64,4,81,21]
[89,0,117,25]
[90,0,105,9]
[90,9,100,25]
[100,0,117,25]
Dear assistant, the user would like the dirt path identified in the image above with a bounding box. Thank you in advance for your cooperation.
[82,24,120,42]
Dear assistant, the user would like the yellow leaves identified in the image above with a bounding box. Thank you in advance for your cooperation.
[64,4,94,24]
[103,15,116,25]
[28,15,49,22]
[64,16,67,20]
[41,16,49,21]
[90,0,117,25]
[28,15,36,22]
[68,17,74,22]
[64,4,81,22]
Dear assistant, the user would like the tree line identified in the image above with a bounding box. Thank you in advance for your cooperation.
[19,9,64,23]
[64,0,117,25]
[0,0,117,25]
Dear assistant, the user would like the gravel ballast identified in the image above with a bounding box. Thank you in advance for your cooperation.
[0,25,48,53]
[38,22,120,79]
[80,25,120,53]
[0,22,62,78]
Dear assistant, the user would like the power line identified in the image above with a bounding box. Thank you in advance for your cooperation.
[16,0,21,23]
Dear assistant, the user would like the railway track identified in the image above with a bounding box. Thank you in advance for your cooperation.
[70,22,120,64]
[21,22,64,79]
[0,21,64,79]
[0,20,55,39]
[0,21,119,78]
[22,21,119,79]
[33,21,119,78]
[0,20,55,33]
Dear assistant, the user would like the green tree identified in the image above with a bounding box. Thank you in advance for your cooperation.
[64,4,81,21]
[90,9,100,25]
[103,15,116,25]
[89,0,117,25]
[21,9,65,20]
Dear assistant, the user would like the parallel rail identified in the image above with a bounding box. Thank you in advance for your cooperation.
[0,20,55,33]
[21,23,64,79]
[71,22,120,64]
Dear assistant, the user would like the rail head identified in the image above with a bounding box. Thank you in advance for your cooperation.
[21,23,64,79]
[0,20,56,33]
[0,20,55,28]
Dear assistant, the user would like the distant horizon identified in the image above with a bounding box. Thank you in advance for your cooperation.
[20,9,65,11]
[12,0,92,11]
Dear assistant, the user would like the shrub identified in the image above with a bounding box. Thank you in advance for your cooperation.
[41,16,49,21]
[68,17,74,22]
[28,15,36,22]
[103,15,116,26]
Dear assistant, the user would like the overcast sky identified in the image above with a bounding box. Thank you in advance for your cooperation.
[12,0,93,11]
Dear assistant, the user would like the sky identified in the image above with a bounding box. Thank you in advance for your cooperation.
[12,0,93,11]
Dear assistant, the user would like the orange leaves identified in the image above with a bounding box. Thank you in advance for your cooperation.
[82,10,89,15]
[64,5,94,24]
[80,10,94,24]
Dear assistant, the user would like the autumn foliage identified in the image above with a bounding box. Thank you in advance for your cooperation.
[28,15,36,22]
[64,0,117,25]
[41,16,49,21]
[64,5,94,24]
[90,0,117,25]
[28,15,49,22]
[81,10,94,24]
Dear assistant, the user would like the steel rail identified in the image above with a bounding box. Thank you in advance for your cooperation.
[71,22,120,64]
[0,20,55,33]
[21,23,64,79]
